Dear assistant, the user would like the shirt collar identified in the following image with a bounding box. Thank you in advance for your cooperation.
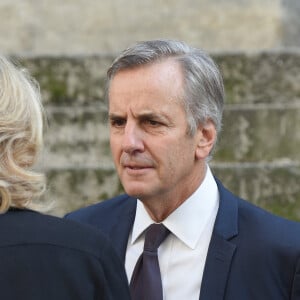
[130,165,219,249]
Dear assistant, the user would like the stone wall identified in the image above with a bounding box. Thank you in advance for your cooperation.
[16,51,300,221]
[1,0,299,220]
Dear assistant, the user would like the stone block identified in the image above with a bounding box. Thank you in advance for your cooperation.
[41,103,299,168]
[215,51,300,104]
[42,164,300,222]
[15,51,300,107]
[17,56,112,105]
[42,106,110,169]
[212,163,300,221]
[44,168,121,217]
[216,106,300,162]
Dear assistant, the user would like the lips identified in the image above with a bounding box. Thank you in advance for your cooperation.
[124,164,152,170]
[121,159,154,176]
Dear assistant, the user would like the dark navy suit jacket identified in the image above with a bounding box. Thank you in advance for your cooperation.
[0,208,130,300]
[66,180,300,300]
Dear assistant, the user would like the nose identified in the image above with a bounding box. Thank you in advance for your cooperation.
[122,122,144,154]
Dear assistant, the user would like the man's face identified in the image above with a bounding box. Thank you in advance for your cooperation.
[108,60,208,204]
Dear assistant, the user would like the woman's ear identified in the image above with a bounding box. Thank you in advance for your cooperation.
[195,120,217,160]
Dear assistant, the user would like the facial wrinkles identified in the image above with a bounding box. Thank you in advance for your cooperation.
[113,98,189,175]
[117,107,155,170]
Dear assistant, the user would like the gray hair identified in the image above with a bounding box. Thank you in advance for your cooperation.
[106,39,225,144]
[0,56,46,213]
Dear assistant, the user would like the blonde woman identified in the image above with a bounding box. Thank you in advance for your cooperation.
[0,56,130,300]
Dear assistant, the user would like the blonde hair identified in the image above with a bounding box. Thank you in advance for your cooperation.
[0,56,46,213]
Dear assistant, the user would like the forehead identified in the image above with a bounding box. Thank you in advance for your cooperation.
[108,59,184,104]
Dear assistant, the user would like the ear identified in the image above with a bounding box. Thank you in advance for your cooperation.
[195,120,217,160]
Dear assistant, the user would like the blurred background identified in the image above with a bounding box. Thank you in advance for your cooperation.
[1,0,299,220]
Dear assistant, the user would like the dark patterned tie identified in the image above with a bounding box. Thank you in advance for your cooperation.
[130,223,170,300]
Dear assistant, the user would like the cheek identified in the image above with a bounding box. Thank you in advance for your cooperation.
[110,139,121,161]
[110,134,119,149]
[170,140,197,167]
[159,145,185,173]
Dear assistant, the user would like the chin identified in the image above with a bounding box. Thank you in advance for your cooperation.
[123,184,148,198]
[124,189,143,198]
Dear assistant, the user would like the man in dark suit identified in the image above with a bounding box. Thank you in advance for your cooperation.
[0,55,130,300]
[66,39,300,299]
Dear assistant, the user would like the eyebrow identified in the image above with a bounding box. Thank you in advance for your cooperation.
[108,113,122,120]
[139,112,164,119]
[109,111,170,121]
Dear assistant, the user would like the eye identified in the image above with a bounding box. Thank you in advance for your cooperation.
[147,119,160,126]
[144,119,162,127]
[110,117,126,127]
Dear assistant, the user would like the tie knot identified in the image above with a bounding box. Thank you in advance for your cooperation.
[144,223,170,252]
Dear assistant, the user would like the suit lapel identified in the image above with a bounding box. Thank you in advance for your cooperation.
[199,234,236,300]
[109,196,137,262]
[199,179,239,300]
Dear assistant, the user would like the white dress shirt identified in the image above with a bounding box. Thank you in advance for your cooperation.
[125,165,219,300]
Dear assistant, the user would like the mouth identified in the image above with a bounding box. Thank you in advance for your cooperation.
[123,164,153,175]
[124,164,151,170]
[120,155,154,175]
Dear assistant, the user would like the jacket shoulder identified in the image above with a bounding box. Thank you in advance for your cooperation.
[65,194,136,228]
[216,178,300,245]
[0,209,116,259]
